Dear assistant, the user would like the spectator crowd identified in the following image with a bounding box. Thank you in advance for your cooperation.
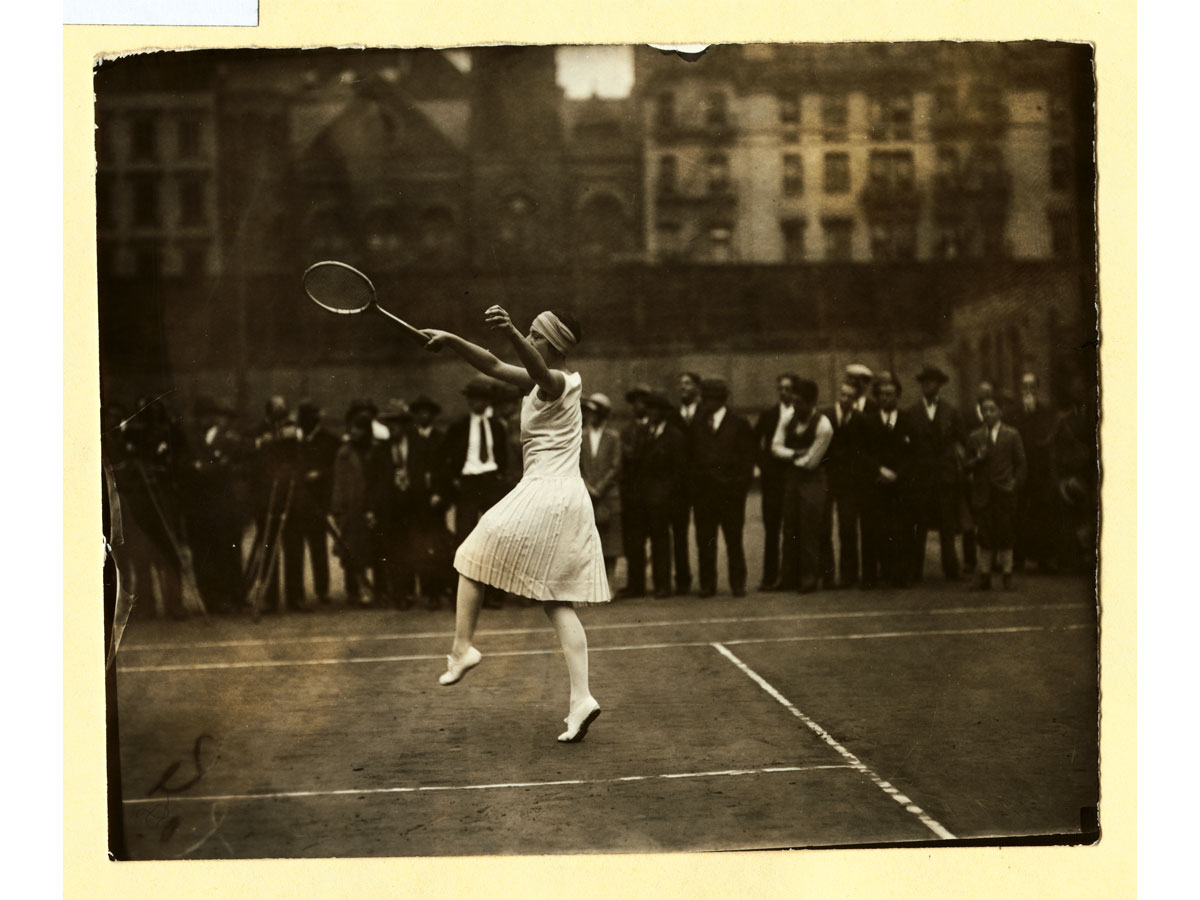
[101,362,1097,621]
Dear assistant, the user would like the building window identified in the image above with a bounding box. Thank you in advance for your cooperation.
[659,154,678,194]
[657,221,683,260]
[705,92,728,128]
[577,193,628,260]
[178,116,202,159]
[130,175,160,227]
[707,153,730,194]
[656,92,675,129]
[869,221,917,261]
[130,115,158,162]
[823,218,854,261]
[1048,210,1074,258]
[934,83,957,118]
[780,218,806,263]
[981,216,1007,258]
[132,243,162,277]
[824,152,850,194]
[178,176,207,226]
[935,225,962,260]
[180,242,209,276]
[1050,145,1070,191]
[822,94,848,142]
[936,145,960,185]
[366,205,406,261]
[868,93,913,141]
[779,94,800,125]
[418,206,460,263]
[868,150,915,191]
[1050,94,1070,140]
[782,154,803,196]
[707,224,733,263]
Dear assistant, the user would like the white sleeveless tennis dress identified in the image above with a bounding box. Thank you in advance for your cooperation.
[453,370,611,606]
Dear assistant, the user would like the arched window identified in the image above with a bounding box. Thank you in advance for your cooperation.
[306,205,353,260]
[577,193,629,261]
[417,206,460,264]
[364,205,408,268]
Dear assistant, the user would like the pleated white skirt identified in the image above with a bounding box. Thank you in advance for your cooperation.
[454,474,612,606]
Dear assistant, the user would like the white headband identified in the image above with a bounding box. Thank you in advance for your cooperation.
[532,311,577,355]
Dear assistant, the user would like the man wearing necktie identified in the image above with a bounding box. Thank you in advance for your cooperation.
[667,371,704,595]
[442,377,508,604]
[691,378,756,598]
[964,397,1027,590]
[858,373,915,589]
[752,373,799,590]
[819,380,867,589]
[1012,372,1058,572]
[908,364,967,584]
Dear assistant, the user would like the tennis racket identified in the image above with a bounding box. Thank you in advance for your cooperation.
[302,260,429,345]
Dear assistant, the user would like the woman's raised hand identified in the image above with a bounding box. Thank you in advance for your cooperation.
[484,305,516,332]
[420,329,449,352]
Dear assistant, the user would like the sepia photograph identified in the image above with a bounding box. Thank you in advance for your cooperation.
[92,40,1101,860]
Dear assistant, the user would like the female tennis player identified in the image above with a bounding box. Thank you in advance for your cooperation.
[420,305,609,743]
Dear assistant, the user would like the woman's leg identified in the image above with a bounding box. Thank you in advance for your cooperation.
[451,575,486,658]
[544,601,591,706]
[543,601,601,741]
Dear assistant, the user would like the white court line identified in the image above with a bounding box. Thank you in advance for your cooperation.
[122,763,854,806]
[119,603,1089,652]
[712,642,956,841]
[117,622,1092,673]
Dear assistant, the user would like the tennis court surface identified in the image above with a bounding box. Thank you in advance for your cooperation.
[113,575,1098,858]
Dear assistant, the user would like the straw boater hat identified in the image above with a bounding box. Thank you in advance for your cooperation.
[845,363,874,381]
[584,392,613,414]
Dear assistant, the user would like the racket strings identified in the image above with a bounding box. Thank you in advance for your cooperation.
[304,262,374,313]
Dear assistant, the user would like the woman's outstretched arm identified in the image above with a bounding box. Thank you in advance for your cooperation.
[485,306,566,401]
[420,328,535,393]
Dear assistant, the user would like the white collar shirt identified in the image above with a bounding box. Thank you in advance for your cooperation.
[462,412,498,475]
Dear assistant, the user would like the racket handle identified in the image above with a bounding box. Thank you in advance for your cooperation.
[375,306,429,345]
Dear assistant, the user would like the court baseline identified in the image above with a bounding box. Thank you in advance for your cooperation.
[712,642,956,840]
[117,622,1092,673]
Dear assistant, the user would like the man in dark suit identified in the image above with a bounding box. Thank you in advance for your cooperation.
[819,381,866,589]
[960,379,994,574]
[637,392,687,598]
[408,395,454,608]
[618,383,652,597]
[1012,373,1058,572]
[294,400,341,606]
[753,373,798,590]
[691,378,756,597]
[964,397,1027,590]
[442,376,509,607]
[774,378,833,593]
[380,399,419,609]
[908,365,967,583]
[667,371,703,595]
[845,363,878,416]
[858,373,916,589]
